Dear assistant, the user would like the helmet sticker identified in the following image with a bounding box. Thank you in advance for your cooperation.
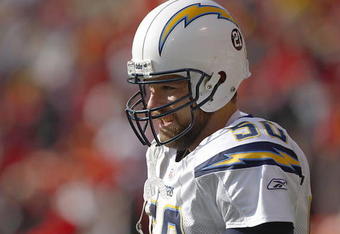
[231,28,243,50]
[127,60,153,77]
[159,3,237,56]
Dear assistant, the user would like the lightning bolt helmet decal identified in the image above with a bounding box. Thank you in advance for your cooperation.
[159,3,237,56]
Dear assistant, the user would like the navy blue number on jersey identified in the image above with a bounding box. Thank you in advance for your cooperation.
[230,121,259,140]
[162,206,183,234]
[231,121,287,143]
[261,121,287,142]
[149,202,183,234]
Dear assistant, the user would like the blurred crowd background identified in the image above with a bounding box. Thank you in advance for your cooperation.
[0,0,339,233]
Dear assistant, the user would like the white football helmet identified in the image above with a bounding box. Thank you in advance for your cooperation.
[126,0,251,146]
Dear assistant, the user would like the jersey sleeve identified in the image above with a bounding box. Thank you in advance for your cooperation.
[194,139,304,229]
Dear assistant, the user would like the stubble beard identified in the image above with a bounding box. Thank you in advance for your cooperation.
[159,109,211,151]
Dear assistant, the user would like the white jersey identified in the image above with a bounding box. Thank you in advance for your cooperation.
[143,110,311,234]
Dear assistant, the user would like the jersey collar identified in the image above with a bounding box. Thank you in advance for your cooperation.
[225,109,249,127]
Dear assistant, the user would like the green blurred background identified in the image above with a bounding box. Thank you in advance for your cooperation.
[0,0,339,233]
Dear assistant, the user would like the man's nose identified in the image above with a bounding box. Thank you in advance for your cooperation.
[146,92,165,110]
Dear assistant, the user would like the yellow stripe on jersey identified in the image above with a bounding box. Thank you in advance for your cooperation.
[214,151,300,168]
[195,141,303,178]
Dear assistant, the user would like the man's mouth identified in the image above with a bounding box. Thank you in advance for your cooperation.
[159,115,174,128]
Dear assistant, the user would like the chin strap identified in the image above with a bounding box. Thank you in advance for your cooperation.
[137,145,167,233]
[136,200,147,234]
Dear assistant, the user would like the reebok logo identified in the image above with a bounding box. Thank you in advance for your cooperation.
[267,178,287,190]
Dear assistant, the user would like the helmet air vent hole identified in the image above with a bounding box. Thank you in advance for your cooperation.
[218,71,227,84]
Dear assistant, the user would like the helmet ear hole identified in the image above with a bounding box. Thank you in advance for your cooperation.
[205,71,227,90]
[218,71,227,84]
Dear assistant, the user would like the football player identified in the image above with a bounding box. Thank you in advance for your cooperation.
[125,0,311,233]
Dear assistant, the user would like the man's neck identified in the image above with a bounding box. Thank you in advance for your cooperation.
[188,103,237,152]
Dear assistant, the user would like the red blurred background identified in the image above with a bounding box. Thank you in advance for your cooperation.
[0,0,339,233]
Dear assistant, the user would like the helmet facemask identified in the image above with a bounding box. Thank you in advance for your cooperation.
[125,68,223,147]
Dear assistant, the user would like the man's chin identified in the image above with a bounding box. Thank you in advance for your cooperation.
[164,140,185,150]
[158,110,211,150]
[159,133,176,145]
[159,130,191,150]
[159,132,183,149]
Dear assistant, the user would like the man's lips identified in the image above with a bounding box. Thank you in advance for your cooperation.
[159,115,174,128]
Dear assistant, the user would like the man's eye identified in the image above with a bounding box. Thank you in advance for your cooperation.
[162,85,176,91]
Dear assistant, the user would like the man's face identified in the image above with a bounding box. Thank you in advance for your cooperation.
[146,75,210,150]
